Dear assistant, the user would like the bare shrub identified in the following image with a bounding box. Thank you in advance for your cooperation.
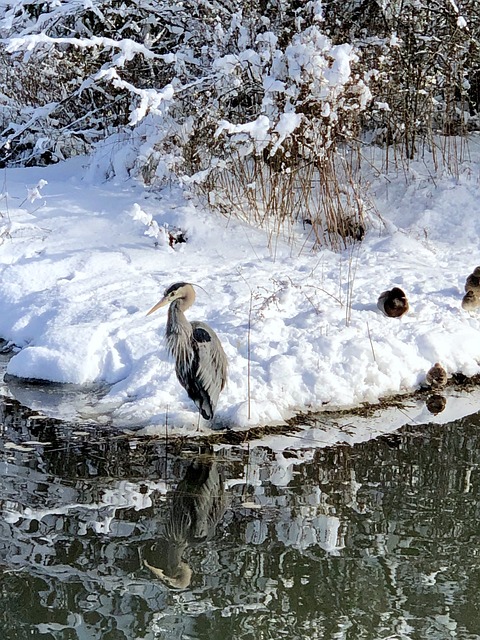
[199,144,372,254]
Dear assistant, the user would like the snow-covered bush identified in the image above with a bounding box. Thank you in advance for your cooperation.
[0,0,193,165]
[2,0,479,247]
[0,0,374,247]
[193,17,373,247]
[321,0,480,159]
[2,0,479,169]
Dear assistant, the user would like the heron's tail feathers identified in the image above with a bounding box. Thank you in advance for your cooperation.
[178,362,217,420]
[196,394,214,420]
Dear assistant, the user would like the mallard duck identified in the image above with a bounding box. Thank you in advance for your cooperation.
[377,287,409,318]
[461,290,480,311]
[425,362,448,388]
[465,266,480,294]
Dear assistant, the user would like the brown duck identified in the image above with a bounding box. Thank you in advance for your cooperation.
[465,266,480,295]
[425,362,448,389]
[461,290,480,311]
[377,287,409,318]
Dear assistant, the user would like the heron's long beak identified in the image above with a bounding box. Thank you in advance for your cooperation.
[146,297,169,316]
[143,560,192,589]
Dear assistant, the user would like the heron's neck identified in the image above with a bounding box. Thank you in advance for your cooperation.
[166,301,193,359]
[177,286,195,313]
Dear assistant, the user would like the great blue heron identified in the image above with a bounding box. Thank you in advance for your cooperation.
[147,282,227,420]
[377,287,409,318]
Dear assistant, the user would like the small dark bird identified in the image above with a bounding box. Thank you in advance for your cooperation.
[465,266,480,295]
[377,287,409,318]
[147,282,227,420]
[461,290,480,311]
[425,362,448,389]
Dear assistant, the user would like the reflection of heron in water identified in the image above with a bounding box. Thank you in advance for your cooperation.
[144,458,226,589]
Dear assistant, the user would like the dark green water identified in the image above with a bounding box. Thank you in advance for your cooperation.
[1,396,479,640]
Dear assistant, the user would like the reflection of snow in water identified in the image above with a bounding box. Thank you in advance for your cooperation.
[2,478,169,535]
[239,447,347,553]
[2,391,479,639]
[246,511,345,554]
[277,511,344,554]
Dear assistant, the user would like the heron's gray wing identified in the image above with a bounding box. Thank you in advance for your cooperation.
[175,345,213,420]
[192,322,227,416]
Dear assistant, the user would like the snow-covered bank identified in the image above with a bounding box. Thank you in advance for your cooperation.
[1,140,480,434]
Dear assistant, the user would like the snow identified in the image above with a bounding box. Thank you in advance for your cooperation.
[1,138,480,438]
[271,113,303,155]
[6,34,154,64]
[215,116,272,155]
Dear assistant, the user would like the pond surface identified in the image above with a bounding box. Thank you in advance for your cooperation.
[1,395,480,640]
